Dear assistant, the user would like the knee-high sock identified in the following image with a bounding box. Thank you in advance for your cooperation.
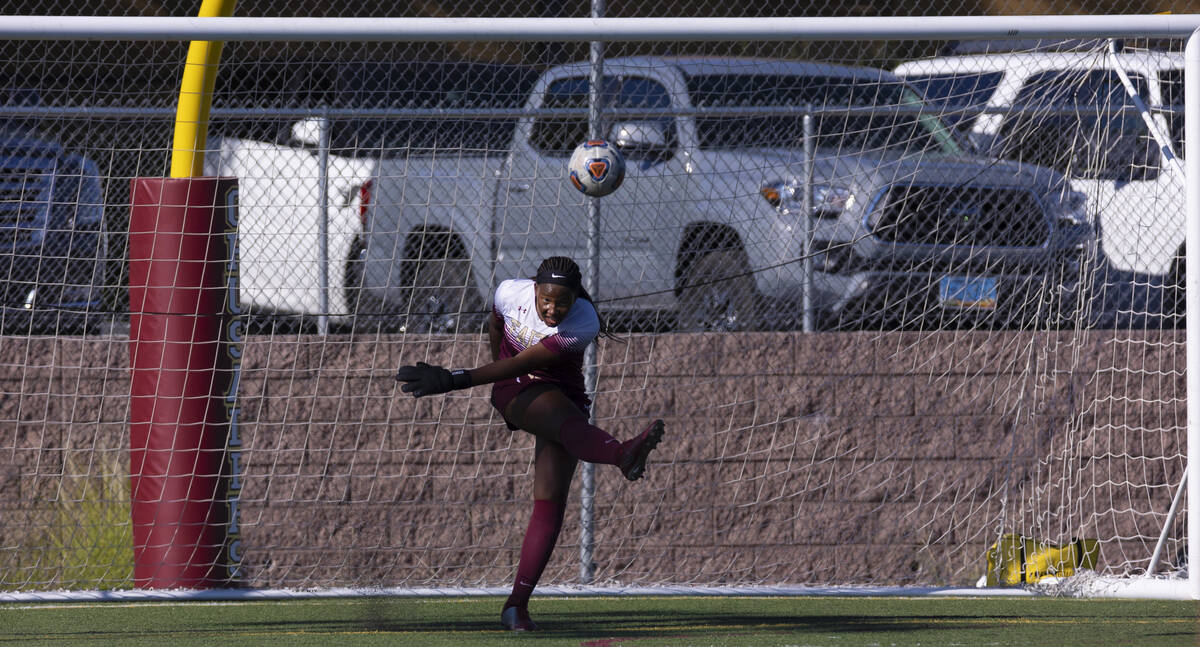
[505,498,566,610]
[558,416,623,465]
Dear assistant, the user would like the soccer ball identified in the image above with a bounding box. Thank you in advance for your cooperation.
[567,139,626,197]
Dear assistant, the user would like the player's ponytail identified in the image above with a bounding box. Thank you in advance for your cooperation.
[534,256,622,342]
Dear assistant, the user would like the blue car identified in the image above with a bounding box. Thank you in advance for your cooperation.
[0,126,108,333]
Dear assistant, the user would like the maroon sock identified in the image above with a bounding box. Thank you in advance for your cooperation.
[558,416,623,465]
[505,499,566,610]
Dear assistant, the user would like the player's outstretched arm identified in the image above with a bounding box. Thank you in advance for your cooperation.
[396,344,559,398]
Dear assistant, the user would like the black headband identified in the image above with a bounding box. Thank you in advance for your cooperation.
[535,269,582,292]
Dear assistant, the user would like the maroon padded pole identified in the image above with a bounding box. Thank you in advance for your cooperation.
[127,177,238,588]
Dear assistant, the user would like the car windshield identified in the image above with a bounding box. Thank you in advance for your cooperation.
[327,64,539,155]
[213,63,541,157]
[996,69,1158,180]
[686,73,963,156]
[901,71,1004,132]
[530,75,676,155]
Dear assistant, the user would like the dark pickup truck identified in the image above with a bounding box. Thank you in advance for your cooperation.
[0,126,108,333]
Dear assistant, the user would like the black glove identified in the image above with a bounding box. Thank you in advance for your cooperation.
[395,361,472,398]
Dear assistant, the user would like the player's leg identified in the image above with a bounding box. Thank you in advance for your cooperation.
[505,385,665,478]
[501,436,577,632]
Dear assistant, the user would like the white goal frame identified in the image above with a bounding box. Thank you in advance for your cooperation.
[1,13,1199,601]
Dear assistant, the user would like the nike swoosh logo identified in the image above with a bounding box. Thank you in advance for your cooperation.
[551,273,565,279]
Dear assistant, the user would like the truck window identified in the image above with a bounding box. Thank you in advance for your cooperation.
[901,71,1004,133]
[686,73,961,156]
[997,69,1158,180]
[259,62,539,158]
[1160,68,1184,158]
[530,76,676,156]
[327,117,519,156]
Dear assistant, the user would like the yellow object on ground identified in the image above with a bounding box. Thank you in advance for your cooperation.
[985,534,1099,586]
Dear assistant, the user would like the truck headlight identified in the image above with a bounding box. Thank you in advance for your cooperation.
[760,181,854,219]
[1058,189,1089,227]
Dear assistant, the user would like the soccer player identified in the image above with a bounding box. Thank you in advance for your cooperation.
[395,256,666,632]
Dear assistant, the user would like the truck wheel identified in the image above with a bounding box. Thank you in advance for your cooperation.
[1168,248,1185,327]
[407,256,485,334]
[676,249,759,332]
[1166,246,1185,321]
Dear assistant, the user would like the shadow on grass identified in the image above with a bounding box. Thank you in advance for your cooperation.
[233,607,1042,638]
[11,597,1194,645]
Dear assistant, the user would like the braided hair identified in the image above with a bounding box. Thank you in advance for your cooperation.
[533,256,619,341]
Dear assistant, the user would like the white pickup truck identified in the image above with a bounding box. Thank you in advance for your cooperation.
[894,49,1186,321]
[207,121,373,323]
[204,61,538,329]
[359,57,1092,331]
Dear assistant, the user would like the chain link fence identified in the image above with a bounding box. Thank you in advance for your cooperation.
[1,30,1190,332]
[0,12,1194,592]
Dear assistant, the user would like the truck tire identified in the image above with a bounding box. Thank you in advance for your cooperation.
[1168,247,1185,327]
[408,257,487,334]
[404,232,486,334]
[675,249,759,332]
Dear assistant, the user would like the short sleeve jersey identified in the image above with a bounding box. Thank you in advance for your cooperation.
[492,278,600,395]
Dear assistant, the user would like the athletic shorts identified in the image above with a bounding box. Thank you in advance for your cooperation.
[490,377,592,431]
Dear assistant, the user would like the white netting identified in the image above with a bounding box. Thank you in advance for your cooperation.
[0,23,1190,595]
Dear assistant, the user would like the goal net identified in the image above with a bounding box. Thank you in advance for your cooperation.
[0,16,1195,599]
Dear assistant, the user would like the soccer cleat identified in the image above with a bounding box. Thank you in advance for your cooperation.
[500,605,539,632]
[619,419,665,481]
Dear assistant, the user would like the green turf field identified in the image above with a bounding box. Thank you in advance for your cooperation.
[2,595,1196,646]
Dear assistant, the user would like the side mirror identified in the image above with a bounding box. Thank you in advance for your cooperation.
[290,118,323,147]
[610,121,675,163]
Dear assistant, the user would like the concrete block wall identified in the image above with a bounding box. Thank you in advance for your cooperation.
[0,331,1185,589]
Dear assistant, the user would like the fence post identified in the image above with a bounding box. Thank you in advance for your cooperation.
[579,0,606,586]
[317,110,331,334]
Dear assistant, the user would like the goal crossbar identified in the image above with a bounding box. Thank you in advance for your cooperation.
[0,15,1199,42]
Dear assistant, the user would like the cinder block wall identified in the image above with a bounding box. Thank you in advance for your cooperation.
[0,332,1184,589]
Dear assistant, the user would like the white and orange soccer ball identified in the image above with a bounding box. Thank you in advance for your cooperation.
[567,139,626,197]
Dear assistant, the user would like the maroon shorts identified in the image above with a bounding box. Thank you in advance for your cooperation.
[490,377,592,431]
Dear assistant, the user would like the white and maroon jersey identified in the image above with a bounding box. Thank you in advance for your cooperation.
[492,278,599,393]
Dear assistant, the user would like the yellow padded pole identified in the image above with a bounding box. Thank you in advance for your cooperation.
[170,0,237,178]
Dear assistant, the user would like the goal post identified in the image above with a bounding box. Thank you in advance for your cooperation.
[170,0,238,179]
[1186,26,1200,604]
[123,0,240,590]
[0,14,1199,601]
